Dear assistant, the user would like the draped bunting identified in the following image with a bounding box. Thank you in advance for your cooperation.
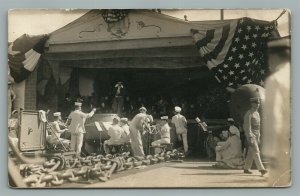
[191,17,277,89]
[8,34,49,83]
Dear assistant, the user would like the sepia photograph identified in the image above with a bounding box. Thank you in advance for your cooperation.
[7,9,291,188]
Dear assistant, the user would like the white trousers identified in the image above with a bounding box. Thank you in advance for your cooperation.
[70,133,84,156]
[177,133,188,153]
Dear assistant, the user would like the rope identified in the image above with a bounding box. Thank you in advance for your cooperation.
[274,9,287,22]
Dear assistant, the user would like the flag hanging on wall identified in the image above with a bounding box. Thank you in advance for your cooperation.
[8,34,49,83]
[191,17,277,89]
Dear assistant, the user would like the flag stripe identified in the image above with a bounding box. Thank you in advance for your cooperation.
[195,29,215,49]
[202,24,231,65]
[207,20,238,68]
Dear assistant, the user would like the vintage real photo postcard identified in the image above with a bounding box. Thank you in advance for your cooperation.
[7,9,291,188]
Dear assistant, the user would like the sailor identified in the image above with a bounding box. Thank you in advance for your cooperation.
[214,119,244,169]
[243,97,267,176]
[103,117,123,154]
[47,112,70,147]
[129,107,153,156]
[171,106,188,154]
[66,102,96,157]
[120,117,130,143]
[227,118,240,138]
[151,116,171,146]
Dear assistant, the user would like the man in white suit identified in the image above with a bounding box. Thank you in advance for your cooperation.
[66,102,96,157]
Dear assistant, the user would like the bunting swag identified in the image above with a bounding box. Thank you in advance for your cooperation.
[191,17,276,89]
[8,34,49,83]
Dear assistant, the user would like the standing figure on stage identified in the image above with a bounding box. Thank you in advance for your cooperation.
[243,97,267,176]
[151,116,171,153]
[112,81,125,116]
[66,102,96,157]
[47,112,70,148]
[171,106,188,154]
[129,107,153,156]
[103,117,123,154]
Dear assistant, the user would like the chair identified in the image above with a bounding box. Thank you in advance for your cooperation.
[150,143,173,155]
[160,143,173,153]
[108,144,122,154]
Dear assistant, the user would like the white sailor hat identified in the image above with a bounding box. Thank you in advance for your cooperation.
[229,127,239,135]
[75,102,82,106]
[267,36,291,50]
[53,112,61,117]
[161,116,168,120]
[139,106,147,112]
[227,118,234,122]
[120,117,128,123]
[112,116,120,122]
[174,106,181,112]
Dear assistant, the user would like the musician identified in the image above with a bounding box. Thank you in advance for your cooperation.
[129,107,153,156]
[103,117,123,154]
[47,112,70,147]
[151,116,171,147]
[171,106,188,153]
[120,118,130,143]
[66,102,96,157]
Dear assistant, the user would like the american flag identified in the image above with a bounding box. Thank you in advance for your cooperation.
[191,17,277,88]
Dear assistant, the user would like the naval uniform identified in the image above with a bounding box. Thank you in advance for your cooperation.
[129,113,148,156]
[151,123,171,146]
[67,109,95,156]
[243,109,266,171]
[47,120,70,147]
[171,114,188,152]
[104,124,123,154]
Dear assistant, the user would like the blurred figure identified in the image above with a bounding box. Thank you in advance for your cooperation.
[8,110,19,138]
[243,97,267,176]
[112,82,125,116]
[171,106,188,153]
[8,80,16,119]
[263,36,291,186]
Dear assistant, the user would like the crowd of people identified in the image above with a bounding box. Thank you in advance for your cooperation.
[65,85,230,120]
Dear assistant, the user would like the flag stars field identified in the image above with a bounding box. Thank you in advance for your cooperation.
[191,17,275,88]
